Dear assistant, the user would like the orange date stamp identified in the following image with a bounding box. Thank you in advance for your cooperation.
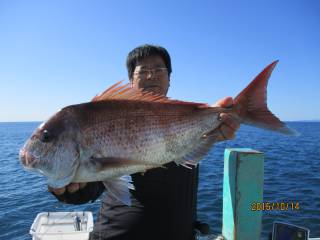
[251,202,300,211]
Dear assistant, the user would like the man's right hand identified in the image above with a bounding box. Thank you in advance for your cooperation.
[48,182,105,204]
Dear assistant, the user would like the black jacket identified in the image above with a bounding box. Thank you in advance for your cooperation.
[52,162,199,240]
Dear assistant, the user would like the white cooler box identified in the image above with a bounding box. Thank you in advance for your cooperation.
[30,211,94,240]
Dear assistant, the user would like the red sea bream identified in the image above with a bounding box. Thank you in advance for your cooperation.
[19,61,296,204]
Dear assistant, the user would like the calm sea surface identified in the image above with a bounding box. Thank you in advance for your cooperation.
[0,122,319,239]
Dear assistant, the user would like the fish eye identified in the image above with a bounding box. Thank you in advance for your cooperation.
[40,129,53,143]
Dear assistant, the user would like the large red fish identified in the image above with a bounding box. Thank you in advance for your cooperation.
[19,61,296,204]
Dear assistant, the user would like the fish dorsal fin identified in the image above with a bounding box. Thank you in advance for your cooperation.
[91,81,209,108]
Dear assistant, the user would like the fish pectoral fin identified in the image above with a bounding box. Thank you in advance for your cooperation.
[89,156,145,171]
[89,156,163,173]
[103,175,135,206]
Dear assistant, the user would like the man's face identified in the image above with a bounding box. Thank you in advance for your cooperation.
[130,55,170,96]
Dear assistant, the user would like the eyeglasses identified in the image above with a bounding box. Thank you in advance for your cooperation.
[133,67,168,78]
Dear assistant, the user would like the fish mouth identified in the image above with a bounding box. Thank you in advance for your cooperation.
[19,146,80,189]
[19,148,39,169]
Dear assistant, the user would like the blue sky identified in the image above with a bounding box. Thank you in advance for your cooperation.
[0,0,319,121]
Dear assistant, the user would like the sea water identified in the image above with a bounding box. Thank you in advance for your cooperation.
[0,122,319,239]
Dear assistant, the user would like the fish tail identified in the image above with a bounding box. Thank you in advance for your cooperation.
[234,61,298,135]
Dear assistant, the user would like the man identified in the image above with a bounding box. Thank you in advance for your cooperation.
[50,44,239,240]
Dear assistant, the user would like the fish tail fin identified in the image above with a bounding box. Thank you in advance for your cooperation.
[234,60,298,135]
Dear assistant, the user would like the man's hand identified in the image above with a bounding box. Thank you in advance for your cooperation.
[212,97,240,142]
[48,182,88,195]
[48,182,105,204]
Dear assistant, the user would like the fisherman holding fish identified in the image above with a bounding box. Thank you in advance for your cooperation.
[49,44,240,240]
[21,44,294,239]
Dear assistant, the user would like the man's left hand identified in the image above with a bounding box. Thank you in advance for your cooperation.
[212,97,240,142]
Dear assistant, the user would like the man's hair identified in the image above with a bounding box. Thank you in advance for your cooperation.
[126,44,172,80]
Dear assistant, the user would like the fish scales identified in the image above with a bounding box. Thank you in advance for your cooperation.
[72,100,219,165]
